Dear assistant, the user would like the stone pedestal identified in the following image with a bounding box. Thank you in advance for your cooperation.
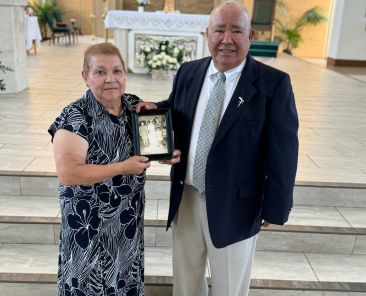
[0,0,28,94]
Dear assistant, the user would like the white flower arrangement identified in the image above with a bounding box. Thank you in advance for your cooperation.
[136,0,150,7]
[137,40,189,72]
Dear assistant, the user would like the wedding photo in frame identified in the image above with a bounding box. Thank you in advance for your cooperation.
[132,108,174,160]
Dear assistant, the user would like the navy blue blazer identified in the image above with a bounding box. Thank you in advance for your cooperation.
[157,55,298,248]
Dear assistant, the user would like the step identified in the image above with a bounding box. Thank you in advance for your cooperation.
[0,177,365,295]
[2,174,366,208]
[0,194,365,255]
[0,176,171,198]
[0,244,366,295]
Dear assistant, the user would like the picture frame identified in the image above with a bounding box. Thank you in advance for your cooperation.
[131,108,174,161]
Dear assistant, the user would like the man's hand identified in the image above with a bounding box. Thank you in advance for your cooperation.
[159,149,181,165]
[135,101,158,113]
[261,220,270,227]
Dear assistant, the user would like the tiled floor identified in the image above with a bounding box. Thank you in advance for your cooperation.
[0,36,366,186]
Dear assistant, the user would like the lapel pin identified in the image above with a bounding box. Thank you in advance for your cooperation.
[238,96,245,107]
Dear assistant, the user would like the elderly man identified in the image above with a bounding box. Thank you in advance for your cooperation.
[137,1,298,295]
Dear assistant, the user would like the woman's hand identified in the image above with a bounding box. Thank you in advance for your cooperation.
[122,156,150,174]
[135,101,158,113]
[159,149,181,165]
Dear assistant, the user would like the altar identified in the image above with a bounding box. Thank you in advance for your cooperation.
[104,10,210,73]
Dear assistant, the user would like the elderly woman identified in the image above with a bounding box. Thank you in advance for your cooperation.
[49,43,152,295]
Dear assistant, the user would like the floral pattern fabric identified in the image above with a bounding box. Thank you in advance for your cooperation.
[48,90,145,296]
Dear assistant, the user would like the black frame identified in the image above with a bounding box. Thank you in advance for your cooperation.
[132,108,174,160]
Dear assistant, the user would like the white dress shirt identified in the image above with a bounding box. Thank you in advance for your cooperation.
[185,59,246,185]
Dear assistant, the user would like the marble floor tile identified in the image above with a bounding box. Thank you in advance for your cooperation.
[337,207,366,228]
[0,283,57,296]
[0,123,27,133]
[0,223,55,244]
[294,186,366,208]
[0,195,59,217]
[0,244,58,274]
[308,155,366,170]
[53,224,60,244]
[0,133,49,145]
[353,236,366,255]
[20,176,59,196]
[306,253,366,282]
[296,167,366,184]
[23,157,56,172]
[145,199,158,220]
[323,293,366,296]
[145,247,172,276]
[287,206,351,227]
[0,176,21,195]
[257,231,356,254]
[145,180,171,200]
[157,200,169,220]
[299,155,318,168]
[21,124,54,135]
[250,290,323,296]
[252,251,318,281]
[0,155,34,171]
[156,227,172,247]
[147,162,171,179]
[0,144,53,158]
[144,226,157,247]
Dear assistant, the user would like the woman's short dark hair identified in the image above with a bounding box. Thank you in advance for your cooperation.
[83,42,126,75]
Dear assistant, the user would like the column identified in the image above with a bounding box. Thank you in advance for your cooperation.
[0,0,28,94]
[326,0,366,66]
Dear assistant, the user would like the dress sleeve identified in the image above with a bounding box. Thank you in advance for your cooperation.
[48,104,88,143]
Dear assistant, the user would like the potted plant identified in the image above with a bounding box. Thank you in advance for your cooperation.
[0,52,14,91]
[275,6,326,55]
[28,0,55,40]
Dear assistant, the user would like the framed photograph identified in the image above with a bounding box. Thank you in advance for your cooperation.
[131,108,174,160]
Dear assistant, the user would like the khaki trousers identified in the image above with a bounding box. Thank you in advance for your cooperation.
[172,185,257,296]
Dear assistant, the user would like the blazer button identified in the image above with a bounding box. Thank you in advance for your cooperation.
[180,181,184,185]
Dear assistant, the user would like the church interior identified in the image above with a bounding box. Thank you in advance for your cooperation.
[0,0,366,295]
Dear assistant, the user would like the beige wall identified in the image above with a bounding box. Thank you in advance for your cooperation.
[54,0,94,35]
[244,0,331,58]
[122,0,214,14]
[29,0,330,58]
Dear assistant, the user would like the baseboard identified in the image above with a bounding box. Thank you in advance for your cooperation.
[327,57,366,67]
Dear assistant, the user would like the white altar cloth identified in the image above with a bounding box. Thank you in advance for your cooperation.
[105,10,209,33]
[104,11,210,73]
[25,16,42,50]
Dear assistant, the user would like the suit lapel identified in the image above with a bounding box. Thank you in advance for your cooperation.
[184,58,211,128]
[211,56,259,149]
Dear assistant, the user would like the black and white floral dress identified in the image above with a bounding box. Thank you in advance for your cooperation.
[48,90,145,296]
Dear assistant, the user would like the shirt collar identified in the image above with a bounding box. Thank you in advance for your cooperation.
[85,89,126,118]
[208,59,246,82]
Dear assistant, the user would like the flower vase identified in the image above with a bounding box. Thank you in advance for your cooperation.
[138,6,144,13]
[151,70,172,80]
